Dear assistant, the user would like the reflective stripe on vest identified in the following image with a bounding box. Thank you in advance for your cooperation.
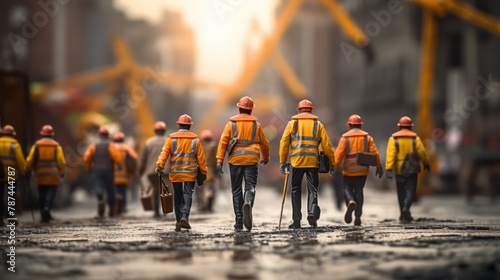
[170,138,198,174]
[229,121,258,156]
[343,135,369,171]
[290,120,319,158]
[0,143,16,164]
[394,137,416,153]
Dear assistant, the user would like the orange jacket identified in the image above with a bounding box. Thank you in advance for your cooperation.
[26,138,66,186]
[279,113,335,168]
[216,114,270,166]
[83,140,122,172]
[335,128,381,176]
[114,143,138,185]
[156,130,208,183]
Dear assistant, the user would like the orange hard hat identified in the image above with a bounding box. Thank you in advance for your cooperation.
[112,131,124,142]
[1,125,16,136]
[98,125,109,136]
[237,96,255,110]
[176,114,193,125]
[154,121,167,132]
[296,99,314,112]
[346,114,363,125]
[199,129,214,141]
[40,125,54,137]
[398,116,414,127]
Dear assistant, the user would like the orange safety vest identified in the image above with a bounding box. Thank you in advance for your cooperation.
[114,144,133,185]
[32,140,62,185]
[335,129,380,176]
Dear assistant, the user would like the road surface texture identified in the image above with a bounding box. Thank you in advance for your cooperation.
[1,179,500,280]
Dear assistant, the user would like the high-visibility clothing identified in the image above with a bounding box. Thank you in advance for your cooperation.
[279,113,335,168]
[385,129,429,175]
[216,114,270,166]
[0,136,26,181]
[114,143,138,185]
[335,128,381,176]
[156,130,208,183]
[26,138,66,186]
[83,140,122,172]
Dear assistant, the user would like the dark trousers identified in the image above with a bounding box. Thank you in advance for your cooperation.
[116,184,127,211]
[92,169,116,210]
[332,171,344,210]
[173,181,195,223]
[38,185,57,212]
[343,176,367,217]
[229,164,258,223]
[396,174,418,214]
[291,168,319,221]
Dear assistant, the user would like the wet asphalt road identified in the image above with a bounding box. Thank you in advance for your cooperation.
[1,181,500,280]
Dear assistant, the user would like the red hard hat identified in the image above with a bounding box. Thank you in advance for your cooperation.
[346,114,363,125]
[237,96,255,110]
[398,116,414,127]
[154,121,167,132]
[1,125,16,136]
[98,125,109,136]
[112,131,124,142]
[176,114,193,125]
[199,129,214,141]
[40,125,54,137]
[296,99,314,112]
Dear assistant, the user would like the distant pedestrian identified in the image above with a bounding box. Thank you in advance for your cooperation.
[83,126,122,218]
[112,131,138,214]
[156,114,208,232]
[335,115,383,226]
[216,96,270,232]
[385,116,430,223]
[197,129,220,212]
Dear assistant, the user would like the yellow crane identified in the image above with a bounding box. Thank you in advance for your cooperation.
[198,0,368,129]
[409,0,500,195]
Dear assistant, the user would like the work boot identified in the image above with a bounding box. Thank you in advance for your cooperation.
[401,210,411,224]
[234,216,243,232]
[307,215,318,228]
[344,200,357,224]
[180,218,191,229]
[354,216,362,226]
[97,201,105,218]
[41,208,50,224]
[288,220,301,229]
[175,222,182,232]
[242,202,252,231]
[153,211,161,218]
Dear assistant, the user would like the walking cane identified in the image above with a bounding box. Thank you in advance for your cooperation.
[278,164,290,230]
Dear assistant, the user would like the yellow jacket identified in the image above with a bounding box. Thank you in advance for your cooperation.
[114,143,138,185]
[335,128,381,176]
[156,130,208,183]
[385,129,429,175]
[279,113,335,168]
[216,114,270,166]
[26,138,66,186]
[0,136,26,181]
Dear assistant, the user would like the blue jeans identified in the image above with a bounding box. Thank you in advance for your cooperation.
[92,169,116,210]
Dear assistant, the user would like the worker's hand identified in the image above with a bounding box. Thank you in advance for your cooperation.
[375,167,384,179]
[260,160,268,165]
[279,163,289,175]
[155,167,163,175]
[385,170,394,180]
[329,165,336,177]
[424,164,430,172]
[216,162,224,175]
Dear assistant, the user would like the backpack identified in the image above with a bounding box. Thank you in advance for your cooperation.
[395,137,421,177]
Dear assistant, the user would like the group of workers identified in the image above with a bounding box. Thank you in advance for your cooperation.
[0,95,430,232]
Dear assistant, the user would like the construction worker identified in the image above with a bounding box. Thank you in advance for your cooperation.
[25,125,66,223]
[335,114,384,226]
[138,121,168,218]
[197,129,220,212]
[112,131,138,215]
[385,116,430,223]
[216,96,270,232]
[155,114,208,232]
[279,99,336,229]
[83,126,122,218]
[0,125,26,226]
